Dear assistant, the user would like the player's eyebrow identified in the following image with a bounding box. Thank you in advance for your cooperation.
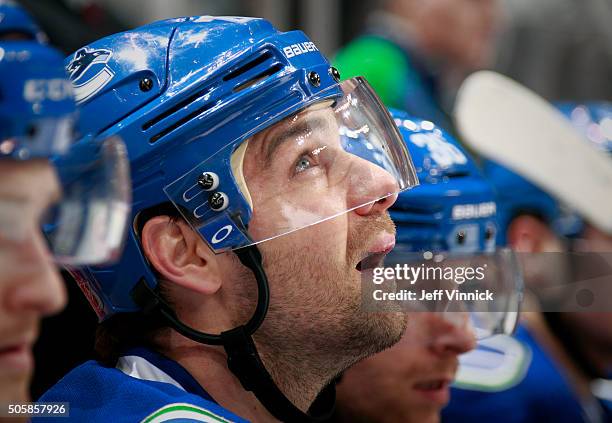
[262,115,329,167]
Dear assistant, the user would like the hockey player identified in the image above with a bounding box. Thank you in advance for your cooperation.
[334,0,500,132]
[443,102,612,423]
[0,1,130,406]
[331,109,521,423]
[38,16,419,422]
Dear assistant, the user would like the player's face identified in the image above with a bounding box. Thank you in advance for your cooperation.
[0,160,66,403]
[239,103,407,373]
[336,312,475,423]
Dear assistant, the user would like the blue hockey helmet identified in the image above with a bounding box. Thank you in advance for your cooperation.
[67,16,418,320]
[0,39,131,265]
[0,0,46,42]
[388,109,521,338]
[0,42,74,158]
[390,109,498,254]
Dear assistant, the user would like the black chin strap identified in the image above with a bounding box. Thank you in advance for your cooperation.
[131,244,335,422]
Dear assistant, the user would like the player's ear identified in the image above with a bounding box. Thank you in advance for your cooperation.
[141,216,221,295]
[507,214,561,253]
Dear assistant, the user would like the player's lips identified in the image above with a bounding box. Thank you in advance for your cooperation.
[356,232,396,272]
[0,340,33,372]
[412,378,453,405]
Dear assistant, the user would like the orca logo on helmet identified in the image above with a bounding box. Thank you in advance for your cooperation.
[409,132,468,169]
[66,47,114,105]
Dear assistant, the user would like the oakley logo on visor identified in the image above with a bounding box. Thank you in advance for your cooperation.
[212,225,233,244]
[66,47,114,105]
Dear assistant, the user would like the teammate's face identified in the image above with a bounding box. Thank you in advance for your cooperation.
[0,160,66,403]
[240,104,407,380]
[336,312,475,423]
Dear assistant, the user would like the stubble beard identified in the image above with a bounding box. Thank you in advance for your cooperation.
[242,213,407,410]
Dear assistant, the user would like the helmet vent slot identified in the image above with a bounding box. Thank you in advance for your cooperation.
[145,51,282,144]
[149,101,216,144]
[232,63,283,93]
[223,51,273,82]
[142,87,213,132]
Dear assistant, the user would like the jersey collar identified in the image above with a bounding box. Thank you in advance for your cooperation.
[117,346,216,403]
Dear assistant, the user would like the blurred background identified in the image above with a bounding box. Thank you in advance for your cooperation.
[18,0,612,103]
[18,0,369,59]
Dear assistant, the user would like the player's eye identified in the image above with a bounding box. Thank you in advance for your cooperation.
[294,155,313,174]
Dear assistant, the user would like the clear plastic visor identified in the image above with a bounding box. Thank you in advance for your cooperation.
[42,135,131,265]
[165,77,419,252]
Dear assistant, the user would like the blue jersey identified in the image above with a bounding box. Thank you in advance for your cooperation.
[35,347,248,422]
[442,325,612,423]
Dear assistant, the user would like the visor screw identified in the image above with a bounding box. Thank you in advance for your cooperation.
[139,77,154,92]
[198,172,219,191]
[209,192,229,212]
[330,67,341,82]
[456,231,466,245]
[308,71,321,87]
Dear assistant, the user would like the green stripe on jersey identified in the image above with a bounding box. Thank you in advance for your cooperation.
[141,403,235,423]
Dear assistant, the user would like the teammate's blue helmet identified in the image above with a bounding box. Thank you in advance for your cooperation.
[484,102,612,244]
[0,41,75,158]
[389,109,521,339]
[0,36,131,265]
[0,0,46,42]
[390,109,497,254]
